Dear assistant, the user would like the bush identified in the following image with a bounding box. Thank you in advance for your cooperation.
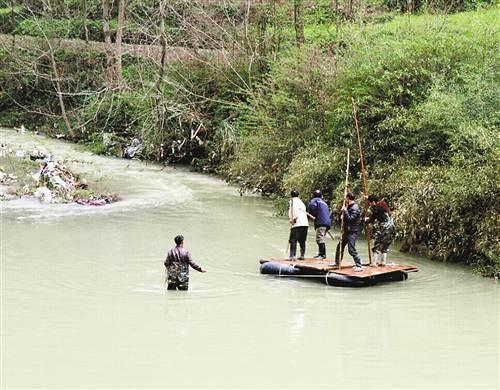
[0,5,23,33]
[281,143,347,200]
[14,16,116,41]
[230,9,499,275]
[370,161,499,276]
[230,47,337,192]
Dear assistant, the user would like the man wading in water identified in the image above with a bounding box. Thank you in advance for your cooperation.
[164,235,207,290]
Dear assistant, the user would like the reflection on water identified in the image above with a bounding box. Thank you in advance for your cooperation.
[1,129,499,389]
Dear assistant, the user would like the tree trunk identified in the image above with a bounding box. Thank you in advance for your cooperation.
[270,0,279,60]
[102,0,115,87]
[347,0,354,19]
[155,0,168,137]
[82,0,89,43]
[243,0,251,54]
[257,0,267,70]
[156,0,168,94]
[114,0,125,88]
[294,0,304,47]
[46,0,75,138]
[10,0,15,48]
[48,45,74,139]
[334,0,339,33]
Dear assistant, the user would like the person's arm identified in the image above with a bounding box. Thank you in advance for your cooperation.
[308,199,317,216]
[164,250,172,267]
[289,199,296,225]
[365,207,374,224]
[344,205,360,222]
[186,251,207,273]
[365,206,384,224]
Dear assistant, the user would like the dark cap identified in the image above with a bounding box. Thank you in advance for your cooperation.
[313,189,322,198]
[290,190,299,198]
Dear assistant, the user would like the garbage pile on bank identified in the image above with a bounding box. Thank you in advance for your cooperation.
[0,144,118,206]
[0,169,18,185]
[33,158,80,202]
[33,157,118,205]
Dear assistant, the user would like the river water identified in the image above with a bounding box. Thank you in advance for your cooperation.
[1,128,498,389]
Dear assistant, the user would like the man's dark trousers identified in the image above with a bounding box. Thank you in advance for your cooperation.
[335,231,362,266]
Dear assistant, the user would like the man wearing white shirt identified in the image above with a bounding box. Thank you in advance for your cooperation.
[288,190,309,260]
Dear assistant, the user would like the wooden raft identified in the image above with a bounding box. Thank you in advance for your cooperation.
[259,257,418,278]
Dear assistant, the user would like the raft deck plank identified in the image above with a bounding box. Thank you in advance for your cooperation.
[259,258,418,279]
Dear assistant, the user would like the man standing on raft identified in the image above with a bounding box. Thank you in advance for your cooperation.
[335,192,363,271]
[164,235,207,290]
[365,195,396,266]
[308,189,331,259]
[288,190,308,260]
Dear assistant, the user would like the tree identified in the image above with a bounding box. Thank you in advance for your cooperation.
[39,0,75,138]
[81,0,89,44]
[294,0,304,46]
[114,0,125,87]
[101,0,114,87]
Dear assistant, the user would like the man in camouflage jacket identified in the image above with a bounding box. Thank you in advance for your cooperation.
[164,235,207,290]
[365,195,396,266]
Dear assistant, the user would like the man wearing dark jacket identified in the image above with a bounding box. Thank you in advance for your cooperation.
[335,192,363,271]
[164,235,207,290]
[308,189,331,259]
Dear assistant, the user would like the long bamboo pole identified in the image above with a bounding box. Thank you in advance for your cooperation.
[352,97,372,265]
[285,197,294,257]
[338,148,350,269]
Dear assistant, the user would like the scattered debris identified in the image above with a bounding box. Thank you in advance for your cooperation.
[0,169,18,185]
[121,138,143,159]
[0,146,118,206]
[102,133,114,148]
[33,186,53,203]
[29,150,46,161]
[35,157,81,201]
[75,194,118,206]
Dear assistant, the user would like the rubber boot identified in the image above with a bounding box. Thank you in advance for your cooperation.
[371,252,379,267]
[288,242,297,260]
[380,253,387,266]
[320,243,326,258]
[330,244,341,266]
[314,243,326,259]
[354,255,363,269]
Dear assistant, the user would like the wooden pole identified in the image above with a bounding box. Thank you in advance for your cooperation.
[351,97,372,265]
[338,148,350,269]
[285,197,294,256]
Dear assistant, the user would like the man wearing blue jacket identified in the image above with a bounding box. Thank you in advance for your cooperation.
[308,189,331,259]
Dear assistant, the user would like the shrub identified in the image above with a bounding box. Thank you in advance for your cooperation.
[230,9,499,275]
[371,161,500,277]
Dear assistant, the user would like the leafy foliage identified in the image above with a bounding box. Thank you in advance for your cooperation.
[230,9,499,276]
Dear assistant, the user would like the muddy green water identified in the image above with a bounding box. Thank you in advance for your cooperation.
[1,128,499,389]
